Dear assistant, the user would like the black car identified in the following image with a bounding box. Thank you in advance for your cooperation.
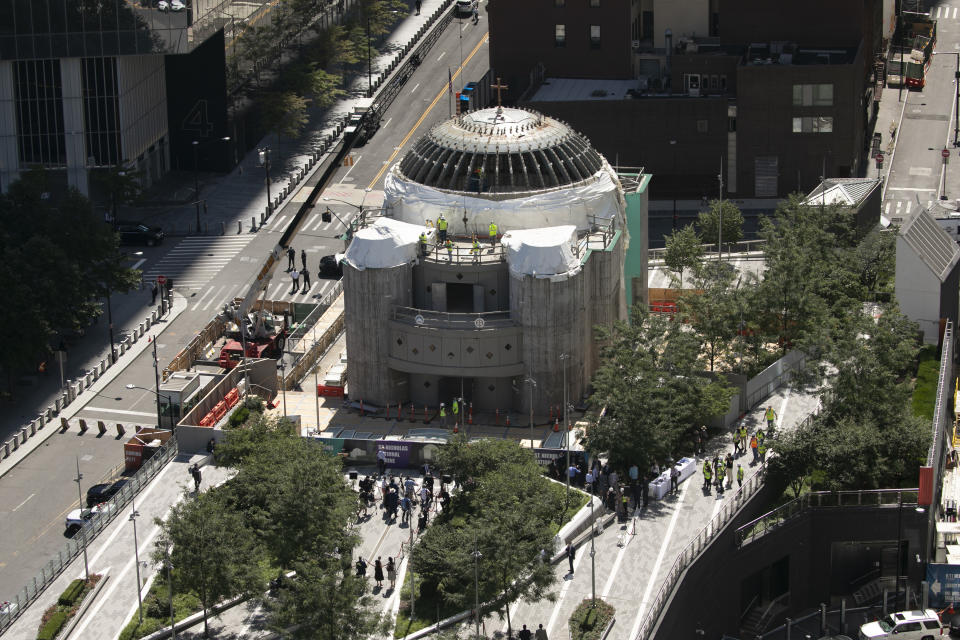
[117,221,164,247]
[319,254,344,279]
[85,479,128,507]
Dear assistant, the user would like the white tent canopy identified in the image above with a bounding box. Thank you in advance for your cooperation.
[501,225,580,279]
[343,218,431,270]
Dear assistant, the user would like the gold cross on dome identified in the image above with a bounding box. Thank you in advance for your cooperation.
[491,77,509,107]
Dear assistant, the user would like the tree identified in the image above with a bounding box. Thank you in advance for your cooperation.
[662,224,702,289]
[680,260,739,372]
[697,199,744,251]
[282,63,345,108]
[855,228,896,295]
[434,434,536,486]
[154,492,263,637]
[765,427,816,498]
[259,91,309,141]
[587,306,736,470]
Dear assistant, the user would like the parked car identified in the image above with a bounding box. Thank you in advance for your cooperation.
[157,0,169,10]
[65,502,117,532]
[117,221,164,247]
[85,479,128,508]
[860,609,944,640]
[455,0,474,16]
[170,0,185,10]
[318,253,344,279]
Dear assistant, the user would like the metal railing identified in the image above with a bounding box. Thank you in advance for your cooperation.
[390,306,516,330]
[735,488,920,548]
[421,239,507,265]
[633,395,828,640]
[648,239,768,262]
[285,280,344,354]
[0,436,179,634]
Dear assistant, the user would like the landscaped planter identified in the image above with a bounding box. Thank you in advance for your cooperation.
[568,598,615,640]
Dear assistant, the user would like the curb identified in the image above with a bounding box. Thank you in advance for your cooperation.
[62,572,110,640]
[0,294,188,482]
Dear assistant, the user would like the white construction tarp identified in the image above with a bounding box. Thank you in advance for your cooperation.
[343,218,430,270]
[501,226,579,278]
[383,164,624,237]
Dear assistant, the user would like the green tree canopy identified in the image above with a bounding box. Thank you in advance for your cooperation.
[662,224,702,289]
[697,199,744,248]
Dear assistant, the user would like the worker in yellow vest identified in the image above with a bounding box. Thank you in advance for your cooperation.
[445,238,453,260]
[437,214,448,243]
[439,403,446,427]
[702,460,712,491]
[419,232,428,258]
[765,405,777,432]
[471,235,481,262]
[452,399,459,425]
[488,221,498,246]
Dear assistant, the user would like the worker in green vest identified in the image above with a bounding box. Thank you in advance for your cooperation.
[758,442,767,463]
[716,464,725,492]
[452,399,459,425]
[439,403,447,427]
[737,464,744,488]
[702,460,712,490]
[445,238,453,260]
[765,405,777,432]
[738,424,748,454]
[756,428,765,447]
[419,231,428,258]
[488,221,498,246]
[437,214,448,243]
[471,235,481,262]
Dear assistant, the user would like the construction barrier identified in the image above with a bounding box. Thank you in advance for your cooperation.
[318,384,345,398]
[224,387,240,408]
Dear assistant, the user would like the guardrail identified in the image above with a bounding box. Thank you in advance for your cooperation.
[0,435,179,634]
[648,239,767,262]
[735,488,920,548]
[390,307,516,330]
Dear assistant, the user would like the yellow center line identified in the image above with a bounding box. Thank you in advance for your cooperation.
[367,32,489,190]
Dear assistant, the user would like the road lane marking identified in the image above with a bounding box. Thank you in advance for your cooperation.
[906,200,913,214]
[367,33,489,189]
[545,546,586,637]
[382,117,392,129]
[339,155,362,184]
[131,259,146,270]
[885,201,891,214]
[12,493,35,512]
[82,407,158,418]
[627,478,693,640]
[191,285,217,311]
[410,82,421,93]
[437,51,446,61]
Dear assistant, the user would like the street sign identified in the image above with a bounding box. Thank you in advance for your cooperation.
[944,148,951,159]
[157,275,167,285]
[876,153,884,162]
[926,564,960,606]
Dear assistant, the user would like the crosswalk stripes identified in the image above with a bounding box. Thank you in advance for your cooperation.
[934,5,959,19]
[142,236,255,289]
[185,278,340,314]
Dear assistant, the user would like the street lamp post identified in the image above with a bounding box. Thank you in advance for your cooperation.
[106,287,116,365]
[313,339,320,431]
[152,340,162,427]
[473,536,482,638]
[894,494,926,610]
[74,457,90,581]
[126,384,172,429]
[192,141,201,232]
[130,499,143,623]
[278,360,287,417]
[589,480,596,605]
[259,147,272,214]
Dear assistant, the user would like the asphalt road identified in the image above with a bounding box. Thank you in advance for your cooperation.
[0,14,489,602]
[883,0,960,222]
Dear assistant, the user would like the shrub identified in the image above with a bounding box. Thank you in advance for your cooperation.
[228,406,250,428]
[568,598,616,640]
[36,611,68,640]
[57,579,85,607]
[145,595,166,620]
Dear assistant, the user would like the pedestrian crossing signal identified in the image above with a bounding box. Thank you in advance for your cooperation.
[322,208,332,223]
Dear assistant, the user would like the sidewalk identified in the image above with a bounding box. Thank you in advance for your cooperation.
[1,453,232,640]
[864,70,911,198]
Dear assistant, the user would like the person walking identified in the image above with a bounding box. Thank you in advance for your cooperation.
[733,428,742,456]
[439,402,447,426]
[702,460,712,490]
[725,453,734,489]
[471,235,481,262]
[374,557,384,587]
[190,464,202,491]
[670,464,679,495]
[400,494,411,524]
[535,624,548,640]
[436,214,448,243]
[452,398,459,425]
[301,265,311,293]
[488,220,498,246]
[287,246,296,271]
[716,466,725,495]
[519,625,533,640]
[750,434,759,463]
[415,0,421,14]
[756,428,765,448]
[377,449,387,476]
[290,268,300,294]
[758,441,767,463]
[765,405,777,432]
[387,557,397,589]
[739,423,748,456]
[566,543,575,574]
[471,3,479,23]
[737,464,744,488]
[641,475,650,508]
[300,248,307,272]
[445,238,453,260]
[355,556,367,578]
[151,281,158,305]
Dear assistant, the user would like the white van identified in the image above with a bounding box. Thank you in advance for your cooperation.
[860,610,944,640]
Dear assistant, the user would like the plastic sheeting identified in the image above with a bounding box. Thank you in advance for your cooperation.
[383,163,625,238]
[343,218,431,270]
[501,226,580,279]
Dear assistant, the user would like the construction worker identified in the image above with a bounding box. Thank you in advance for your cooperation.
[715,465,725,495]
[758,441,767,463]
[437,214,448,243]
[738,423,748,455]
[452,398,459,425]
[756,428,765,447]
[750,434,759,463]
[445,238,453,260]
[702,460,712,491]
[439,403,447,427]
[733,428,742,456]
[419,231,428,257]
[737,464,744,488]
[765,406,777,432]
[471,235,481,262]
[488,220,498,246]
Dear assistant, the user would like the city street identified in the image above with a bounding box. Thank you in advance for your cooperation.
[0,1,489,610]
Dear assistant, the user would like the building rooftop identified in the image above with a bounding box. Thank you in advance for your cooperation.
[529,78,643,102]
[900,209,960,282]
[802,178,881,208]
[744,44,858,66]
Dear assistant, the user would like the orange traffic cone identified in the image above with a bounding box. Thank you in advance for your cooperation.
[505,413,510,427]
[453,424,459,433]
[553,418,560,432]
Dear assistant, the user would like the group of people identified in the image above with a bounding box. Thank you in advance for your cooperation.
[701,406,777,493]
[356,470,451,533]
[417,215,499,262]
[354,555,397,590]
[285,246,313,295]
[701,453,744,495]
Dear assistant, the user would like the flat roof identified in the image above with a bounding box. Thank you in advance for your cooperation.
[529,78,641,102]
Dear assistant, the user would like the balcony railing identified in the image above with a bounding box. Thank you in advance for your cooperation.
[390,306,516,330]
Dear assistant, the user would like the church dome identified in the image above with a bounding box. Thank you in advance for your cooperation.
[396,107,604,194]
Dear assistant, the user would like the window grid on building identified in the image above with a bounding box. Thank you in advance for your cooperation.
[555,24,565,47]
[792,83,833,107]
[82,56,121,166]
[14,58,66,166]
[590,24,600,48]
[792,116,833,133]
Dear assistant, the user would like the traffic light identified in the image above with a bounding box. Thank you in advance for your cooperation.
[322,208,332,223]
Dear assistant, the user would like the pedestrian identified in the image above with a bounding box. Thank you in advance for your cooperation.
[758,441,767,463]
[702,460,712,491]
[628,463,639,484]
[445,238,453,260]
[439,402,447,426]
[519,624,533,640]
[355,556,367,577]
[765,405,777,432]
[536,624,548,640]
[415,0,421,14]
[387,557,396,588]
[641,475,650,508]
[750,435,758,463]
[567,464,579,485]
[400,494,411,523]
[301,266,311,293]
[725,453,734,488]
[471,235,481,262]
[377,448,387,476]
[290,268,300,294]
[620,490,630,521]
[436,214,448,243]
[566,543,575,574]
[404,475,416,499]
[716,468,725,495]
[191,464,202,491]
[488,220,498,246]
[374,557,384,587]
[206,438,216,457]
[733,429,742,456]
[452,398,460,424]
[670,464,679,495]
[756,428,765,447]
[417,510,428,533]
[151,281,158,305]
[419,485,432,511]
[287,246,295,271]
[737,464,744,488]
[301,248,307,271]
[471,3,479,23]
[738,423,748,456]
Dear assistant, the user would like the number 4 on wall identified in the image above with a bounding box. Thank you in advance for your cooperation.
[182,99,214,136]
